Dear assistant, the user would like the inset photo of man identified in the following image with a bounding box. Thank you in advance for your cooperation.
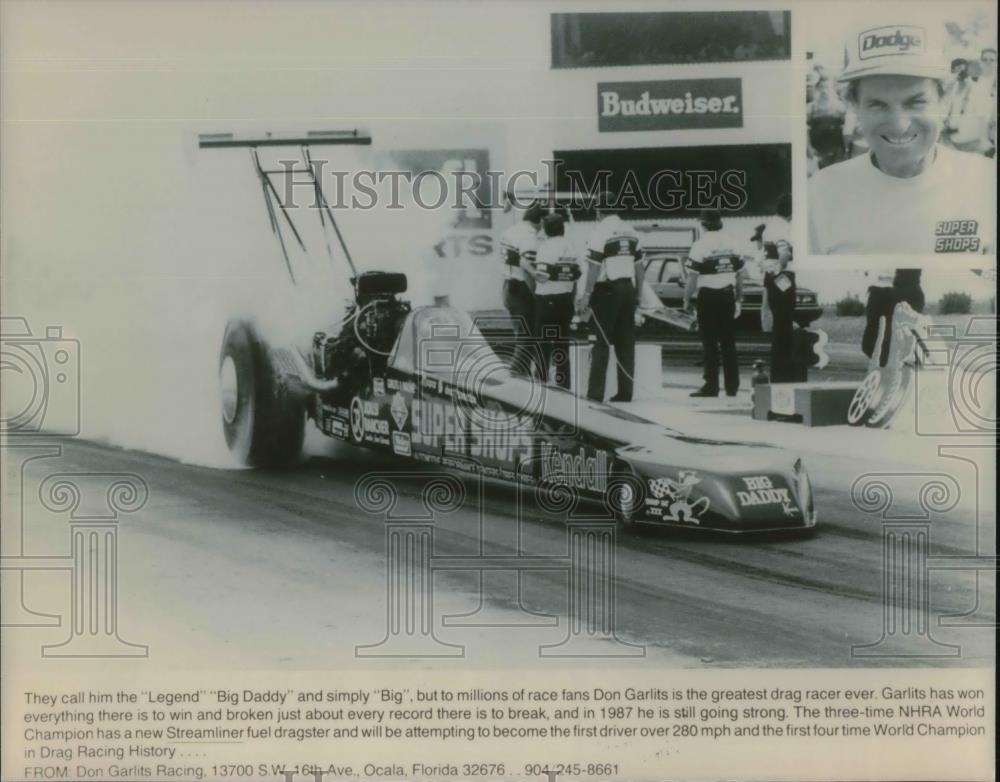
[806,3,996,256]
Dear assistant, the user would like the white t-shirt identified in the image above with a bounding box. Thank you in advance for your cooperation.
[533,236,581,296]
[685,229,746,290]
[587,215,643,282]
[808,144,996,256]
[499,222,538,283]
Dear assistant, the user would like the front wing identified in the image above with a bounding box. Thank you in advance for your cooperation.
[623,457,815,533]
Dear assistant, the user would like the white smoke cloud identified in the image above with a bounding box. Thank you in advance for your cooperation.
[1,123,476,466]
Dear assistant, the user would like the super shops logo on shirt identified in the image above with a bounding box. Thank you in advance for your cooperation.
[935,220,983,253]
[858,26,925,60]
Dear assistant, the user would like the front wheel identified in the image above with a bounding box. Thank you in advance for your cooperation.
[847,370,883,427]
[220,320,305,467]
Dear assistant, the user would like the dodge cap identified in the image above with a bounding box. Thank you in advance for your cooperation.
[838,19,948,83]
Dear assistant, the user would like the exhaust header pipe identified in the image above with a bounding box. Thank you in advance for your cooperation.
[275,347,341,393]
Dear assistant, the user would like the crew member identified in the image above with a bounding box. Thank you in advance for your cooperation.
[578,205,644,403]
[531,213,580,388]
[943,57,996,155]
[752,193,796,383]
[862,269,925,367]
[500,202,544,374]
[684,210,745,398]
[808,18,995,255]
[981,47,998,97]
[807,76,848,168]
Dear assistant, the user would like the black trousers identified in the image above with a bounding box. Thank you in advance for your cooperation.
[862,273,925,367]
[533,292,574,389]
[697,286,740,394]
[764,271,798,383]
[502,278,535,375]
[587,279,636,402]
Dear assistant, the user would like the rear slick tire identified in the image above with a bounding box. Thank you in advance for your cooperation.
[220,320,305,468]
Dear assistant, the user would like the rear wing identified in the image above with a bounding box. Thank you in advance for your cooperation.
[198,129,372,149]
[198,129,372,282]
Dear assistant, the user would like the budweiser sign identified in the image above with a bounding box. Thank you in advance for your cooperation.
[597,78,743,132]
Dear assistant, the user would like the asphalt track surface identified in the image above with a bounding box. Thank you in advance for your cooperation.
[5,432,993,670]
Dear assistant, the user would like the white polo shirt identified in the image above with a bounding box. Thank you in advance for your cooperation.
[808,144,996,255]
[587,215,643,282]
[685,230,746,290]
[499,222,538,284]
[533,236,581,296]
[757,218,794,276]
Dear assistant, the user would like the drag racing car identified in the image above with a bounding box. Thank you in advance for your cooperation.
[207,131,817,533]
[220,269,817,533]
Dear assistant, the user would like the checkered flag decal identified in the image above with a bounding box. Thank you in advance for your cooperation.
[648,477,674,500]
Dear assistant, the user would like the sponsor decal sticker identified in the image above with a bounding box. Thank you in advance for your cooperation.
[540,442,609,492]
[442,455,480,473]
[421,375,440,394]
[391,393,409,430]
[363,400,389,442]
[387,377,416,394]
[373,377,386,396]
[439,383,477,405]
[858,26,924,60]
[647,471,710,524]
[737,475,797,515]
[325,415,349,440]
[598,78,743,132]
[392,431,412,456]
[934,220,982,253]
[411,397,533,465]
[351,397,390,444]
[349,397,366,443]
